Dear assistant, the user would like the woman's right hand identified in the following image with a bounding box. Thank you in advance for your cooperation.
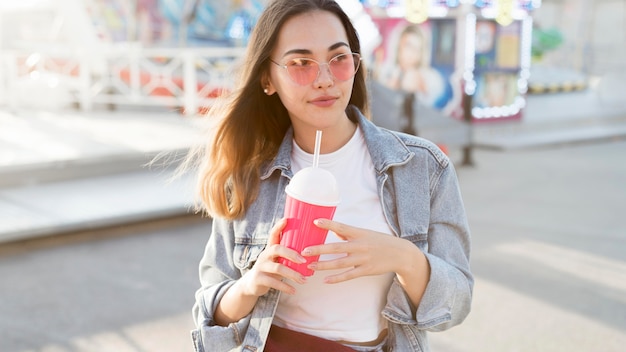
[215,218,307,325]
[237,218,308,297]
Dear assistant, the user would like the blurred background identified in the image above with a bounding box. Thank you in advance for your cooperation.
[0,1,625,351]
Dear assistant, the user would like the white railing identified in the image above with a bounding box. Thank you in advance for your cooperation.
[1,44,245,115]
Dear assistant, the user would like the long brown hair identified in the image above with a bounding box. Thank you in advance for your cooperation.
[197,0,369,219]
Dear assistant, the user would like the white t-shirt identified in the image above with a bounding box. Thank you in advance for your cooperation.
[273,126,395,343]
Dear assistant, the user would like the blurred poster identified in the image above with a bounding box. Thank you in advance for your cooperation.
[475,20,496,55]
[372,18,459,111]
[473,18,522,110]
[137,0,171,43]
[495,21,521,68]
[113,0,267,44]
[475,19,520,70]
[91,0,130,41]
[474,72,518,108]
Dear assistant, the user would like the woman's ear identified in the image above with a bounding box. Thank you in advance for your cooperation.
[261,74,275,95]
[262,83,275,95]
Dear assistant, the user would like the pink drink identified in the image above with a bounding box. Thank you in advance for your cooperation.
[279,166,340,276]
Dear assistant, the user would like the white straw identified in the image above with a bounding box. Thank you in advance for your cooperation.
[313,130,322,168]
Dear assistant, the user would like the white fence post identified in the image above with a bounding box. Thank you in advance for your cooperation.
[183,50,198,116]
[0,53,5,107]
[78,50,93,111]
[5,51,18,111]
[130,45,141,101]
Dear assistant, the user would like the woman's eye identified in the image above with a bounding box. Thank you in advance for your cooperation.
[333,54,350,62]
[289,58,313,67]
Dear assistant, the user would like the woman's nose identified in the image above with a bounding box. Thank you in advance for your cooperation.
[314,63,334,88]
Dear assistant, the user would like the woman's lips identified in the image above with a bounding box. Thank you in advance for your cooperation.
[310,96,337,107]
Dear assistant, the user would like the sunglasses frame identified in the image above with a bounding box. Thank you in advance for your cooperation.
[270,52,362,86]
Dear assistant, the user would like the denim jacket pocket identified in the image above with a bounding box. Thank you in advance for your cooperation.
[233,240,266,272]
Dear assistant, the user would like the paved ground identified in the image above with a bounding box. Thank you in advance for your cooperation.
[0,108,205,242]
[0,215,206,352]
[1,140,624,352]
[430,141,626,351]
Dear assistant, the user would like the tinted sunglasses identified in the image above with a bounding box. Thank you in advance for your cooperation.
[270,53,361,86]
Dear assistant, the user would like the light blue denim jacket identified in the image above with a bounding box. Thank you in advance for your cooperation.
[191,106,473,352]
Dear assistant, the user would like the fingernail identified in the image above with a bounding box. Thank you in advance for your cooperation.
[313,219,324,226]
[296,255,307,264]
[301,248,312,256]
[307,262,317,270]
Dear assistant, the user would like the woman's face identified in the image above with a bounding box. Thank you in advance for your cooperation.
[266,10,355,147]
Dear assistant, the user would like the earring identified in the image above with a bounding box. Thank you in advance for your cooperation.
[263,88,269,94]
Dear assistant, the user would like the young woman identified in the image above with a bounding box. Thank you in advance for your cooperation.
[190,1,472,351]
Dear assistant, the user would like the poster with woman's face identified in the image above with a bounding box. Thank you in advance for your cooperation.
[371,18,459,111]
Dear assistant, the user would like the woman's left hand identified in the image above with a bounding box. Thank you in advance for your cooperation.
[302,218,420,284]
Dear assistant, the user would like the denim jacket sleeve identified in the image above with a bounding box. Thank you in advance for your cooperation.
[191,218,252,352]
[380,142,473,333]
[191,169,287,352]
[416,160,472,330]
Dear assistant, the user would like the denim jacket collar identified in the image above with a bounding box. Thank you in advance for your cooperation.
[260,105,414,180]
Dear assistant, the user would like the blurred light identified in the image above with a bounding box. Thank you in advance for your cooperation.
[521,16,533,70]
[495,0,514,26]
[429,7,449,18]
[464,80,476,95]
[517,77,528,94]
[519,68,530,80]
[473,0,489,8]
[0,0,53,11]
[227,15,246,40]
[481,4,534,23]
[336,0,362,18]
[30,71,40,80]
[405,0,429,23]
[363,0,390,6]
[25,53,41,68]
[472,96,525,119]
[337,0,382,62]
[464,13,476,96]
[518,16,532,94]
[386,7,405,18]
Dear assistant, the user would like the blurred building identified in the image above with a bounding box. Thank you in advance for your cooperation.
[533,0,625,76]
